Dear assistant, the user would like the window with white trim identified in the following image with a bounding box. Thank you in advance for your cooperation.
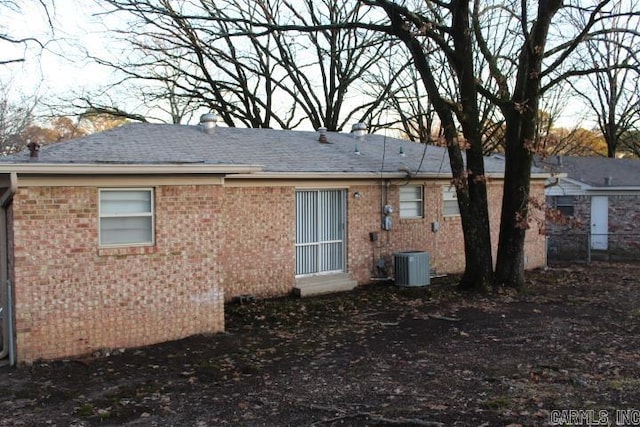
[99,189,154,246]
[399,185,424,218]
[443,186,460,217]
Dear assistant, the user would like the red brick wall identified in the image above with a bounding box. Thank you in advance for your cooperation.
[9,179,547,362]
[11,185,225,363]
[346,180,546,283]
[523,181,547,268]
[221,186,296,299]
[347,181,462,283]
[547,193,640,261]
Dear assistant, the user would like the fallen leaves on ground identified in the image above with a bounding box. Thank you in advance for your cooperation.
[1,262,639,426]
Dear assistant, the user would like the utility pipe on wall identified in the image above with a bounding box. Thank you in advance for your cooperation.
[0,172,18,366]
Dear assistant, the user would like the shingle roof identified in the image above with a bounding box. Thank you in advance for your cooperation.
[537,155,640,187]
[1,123,515,177]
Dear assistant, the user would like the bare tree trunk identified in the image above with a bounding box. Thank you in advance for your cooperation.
[450,0,493,291]
[494,0,562,289]
[381,0,493,291]
[494,111,533,289]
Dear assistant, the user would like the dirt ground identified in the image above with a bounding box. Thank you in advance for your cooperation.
[1,262,639,427]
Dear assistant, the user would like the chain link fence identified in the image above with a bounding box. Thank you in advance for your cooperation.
[547,232,640,264]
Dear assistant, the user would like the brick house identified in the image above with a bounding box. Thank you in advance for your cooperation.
[0,117,548,364]
[542,156,640,261]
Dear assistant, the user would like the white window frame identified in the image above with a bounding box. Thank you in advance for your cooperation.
[443,186,460,217]
[399,185,424,218]
[99,188,155,247]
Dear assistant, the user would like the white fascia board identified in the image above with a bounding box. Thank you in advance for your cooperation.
[585,187,640,196]
[226,171,548,180]
[227,171,463,180]
[531,172,555,179]
[541,171,567,180]
[548,176,640,195]
[545,176,590,196]
[226,171,542,181]
[226,172,411,180]
[564,177,591,188]
[0,163,264,175]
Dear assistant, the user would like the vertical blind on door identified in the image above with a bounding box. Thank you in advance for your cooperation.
[295,190,345,275]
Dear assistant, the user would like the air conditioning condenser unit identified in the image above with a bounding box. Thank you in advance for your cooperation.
[394,251,430,287]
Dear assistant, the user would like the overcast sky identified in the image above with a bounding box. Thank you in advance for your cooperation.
[1,1,603,129]
[1,1,116,104]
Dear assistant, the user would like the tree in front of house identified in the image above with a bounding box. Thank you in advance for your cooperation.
[362,0,639,290]
[70,0,639,291]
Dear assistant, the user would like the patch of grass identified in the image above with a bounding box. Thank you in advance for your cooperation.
[76,402,112,421]
[75,402,95,417]
[482,395,512,410]
[609,380,624,390]
[608,377,640,390]
[629,308,640,317]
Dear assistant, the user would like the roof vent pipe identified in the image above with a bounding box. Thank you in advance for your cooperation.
[27,141,40,159]
[604,176,612,186]
[351,122,367,141]
[200,113,218,134]
[317,127,329,143]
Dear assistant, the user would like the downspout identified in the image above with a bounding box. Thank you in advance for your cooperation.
[0,172,18,366]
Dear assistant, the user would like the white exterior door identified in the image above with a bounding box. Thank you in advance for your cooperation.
[295,189,346,276]
[590,196,608,250]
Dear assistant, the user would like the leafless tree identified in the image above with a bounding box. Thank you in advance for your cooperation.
[534,87,607,156]
[0,83,38,154]
[620,128,640,156]
[354,0,640,290]
[76,0,638,290]
[79,0,395,129]
[72,67,200,124]
[567,2,640,157]
[359,46,438,141]
[0,0,52,65]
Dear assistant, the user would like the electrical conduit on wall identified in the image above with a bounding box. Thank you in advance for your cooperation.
[0,172,17,366]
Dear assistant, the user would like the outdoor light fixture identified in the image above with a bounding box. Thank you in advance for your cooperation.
[354,143,361,155]
[354,191,362,198]
[399,146,406,157]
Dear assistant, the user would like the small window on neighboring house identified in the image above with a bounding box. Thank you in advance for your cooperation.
[400,185,424,218]
[99,189,154,246]
[554,196,574,217]
[443,186,460,217]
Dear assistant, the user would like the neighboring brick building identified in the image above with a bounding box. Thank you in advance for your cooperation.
[542,156,640,261]
[0,118,548,364]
